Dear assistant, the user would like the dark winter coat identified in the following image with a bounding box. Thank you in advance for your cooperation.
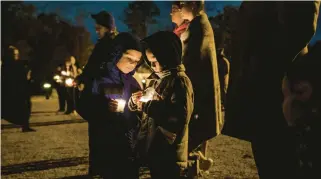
[129,31,194,174]
[76,33,115,119]
[222,1,320,141]
[79,33,115,83]
[91,32,142,128]
[181,13,223,151]
[1,60,30,125]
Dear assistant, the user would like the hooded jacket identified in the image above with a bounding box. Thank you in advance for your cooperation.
[129,31,194,171]
[90,33,142,129]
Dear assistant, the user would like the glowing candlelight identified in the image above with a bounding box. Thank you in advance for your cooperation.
[61,71,70,76]
[43,83,51,89]
[115,99,126,113]
[65,78,74,87]
[142,79,147,90]
[53,75,60,80]
[139,87,156,102]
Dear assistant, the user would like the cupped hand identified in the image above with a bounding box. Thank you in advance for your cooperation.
[131,91,143,104]
[108,99,119,112]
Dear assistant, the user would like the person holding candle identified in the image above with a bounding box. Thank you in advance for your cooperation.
[128,31,194,179]
[90,32,143,178]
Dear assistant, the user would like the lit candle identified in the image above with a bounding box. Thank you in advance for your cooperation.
[65,78,74,87]
[115,99,126,113]
[53,75,60,80]
[139,87,155,102]
[43,83,51,89]
[142,79,146,90]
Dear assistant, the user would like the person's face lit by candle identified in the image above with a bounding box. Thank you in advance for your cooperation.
[145,49,163,73]
[116,49,142,74]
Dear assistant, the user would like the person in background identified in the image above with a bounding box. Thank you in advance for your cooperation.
[180,0,221,172]
[222,1,320,178]
[282,42,321,179]
[64,56,78,115]
[76,10,118,97]
[90,32,143,178]
[129,31,194,179]
[1,46,35,132]
[75,11,119,176]
[54,64,67,114]
[171,1,190,38]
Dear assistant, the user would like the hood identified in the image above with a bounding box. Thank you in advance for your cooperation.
[103,32,142,75]
[142,31,182,70]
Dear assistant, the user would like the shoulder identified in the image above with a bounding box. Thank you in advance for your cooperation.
[127,75,142,91]
[172,73,193,90]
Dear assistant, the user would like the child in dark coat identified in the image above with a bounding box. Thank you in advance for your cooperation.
[90,33,143,179]
[129,31,194,179]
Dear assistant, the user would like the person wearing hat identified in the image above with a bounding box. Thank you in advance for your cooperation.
[75,10,119,177]
[91,11,117,40]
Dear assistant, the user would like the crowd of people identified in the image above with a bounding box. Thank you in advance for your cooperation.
[1,1,320,179]
[54,56,82,115]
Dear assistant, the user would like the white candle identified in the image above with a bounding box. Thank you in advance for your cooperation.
[115,99,126,113]
[53,75,60,80]
[139,87,156,102]
[65,78,74,87]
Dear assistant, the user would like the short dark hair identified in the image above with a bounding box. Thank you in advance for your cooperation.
[172,1,182,8]
[181,1,205,15]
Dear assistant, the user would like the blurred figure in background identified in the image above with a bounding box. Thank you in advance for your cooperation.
[282,42,321,178]
[53,64,67,114]
[64,56,78,115]
[223,1,320,178]
[171,1,190,38]
[1,46,35,132]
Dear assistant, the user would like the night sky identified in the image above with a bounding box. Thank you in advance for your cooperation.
[25,1,320,44]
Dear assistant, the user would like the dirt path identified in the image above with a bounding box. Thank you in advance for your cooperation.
[1,95,258,179]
